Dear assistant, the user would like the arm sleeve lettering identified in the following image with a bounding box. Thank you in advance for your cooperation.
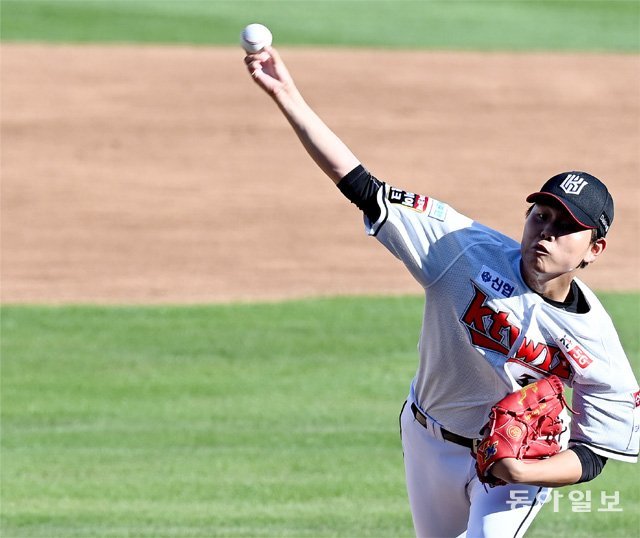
[339,170,510,289]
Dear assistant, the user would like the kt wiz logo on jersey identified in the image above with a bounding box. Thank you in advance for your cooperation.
[460,284,571,379]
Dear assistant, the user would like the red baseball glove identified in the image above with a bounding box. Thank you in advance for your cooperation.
[475,375,569,486]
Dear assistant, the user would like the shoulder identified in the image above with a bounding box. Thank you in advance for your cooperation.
[468,220,520,249]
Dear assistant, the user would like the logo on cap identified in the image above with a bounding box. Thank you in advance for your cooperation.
[559,174,589,195]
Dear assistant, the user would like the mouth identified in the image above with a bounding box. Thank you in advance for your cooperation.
[533,243,550,255]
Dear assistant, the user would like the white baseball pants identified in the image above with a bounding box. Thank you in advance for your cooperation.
[400,399,551,538]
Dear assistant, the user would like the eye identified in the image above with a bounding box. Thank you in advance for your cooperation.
[558,218,581,234]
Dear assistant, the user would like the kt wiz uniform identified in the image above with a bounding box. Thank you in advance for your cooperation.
[343,168,640,537]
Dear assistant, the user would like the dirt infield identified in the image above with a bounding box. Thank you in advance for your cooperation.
[2,45,638,304]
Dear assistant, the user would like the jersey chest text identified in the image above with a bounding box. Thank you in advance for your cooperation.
[460,283,572,380]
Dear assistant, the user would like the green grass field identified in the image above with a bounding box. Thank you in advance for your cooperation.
[1,0,639,51]
[1,295,639,537]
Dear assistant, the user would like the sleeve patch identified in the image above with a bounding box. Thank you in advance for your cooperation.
[556,334,594,369]
[427,199,448,221]
[387,187,428,213]
[474,265,517,298]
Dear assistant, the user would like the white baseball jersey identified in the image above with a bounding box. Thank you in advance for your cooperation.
[366,183,640,463]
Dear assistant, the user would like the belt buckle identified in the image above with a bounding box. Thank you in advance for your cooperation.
[472,438,481,455]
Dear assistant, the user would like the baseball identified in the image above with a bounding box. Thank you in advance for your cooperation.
[240,23,273,54]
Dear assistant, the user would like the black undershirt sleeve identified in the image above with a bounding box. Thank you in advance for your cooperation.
[569,444,608,483]
[337,164,383,222]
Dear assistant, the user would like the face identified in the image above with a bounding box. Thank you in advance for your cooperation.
[520,203,603,280]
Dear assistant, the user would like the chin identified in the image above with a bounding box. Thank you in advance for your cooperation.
[525,257,548,276]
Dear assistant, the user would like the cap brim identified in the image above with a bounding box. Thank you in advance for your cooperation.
[526,192,597,230]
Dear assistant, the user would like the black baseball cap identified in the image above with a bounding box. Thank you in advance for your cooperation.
[526,171,614,238]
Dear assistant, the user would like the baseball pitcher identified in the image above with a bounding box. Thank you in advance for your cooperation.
[243,46,639,538]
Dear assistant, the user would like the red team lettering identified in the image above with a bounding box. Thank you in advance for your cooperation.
[461,284,572,379]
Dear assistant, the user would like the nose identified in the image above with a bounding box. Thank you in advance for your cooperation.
[539,224,554,240]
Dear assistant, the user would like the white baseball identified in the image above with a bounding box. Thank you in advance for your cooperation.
[240,23,273,53]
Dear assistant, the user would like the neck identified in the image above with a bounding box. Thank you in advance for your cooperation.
[522,266,575,302]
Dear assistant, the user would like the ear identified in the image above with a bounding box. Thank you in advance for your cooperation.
[584,238,607,264]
